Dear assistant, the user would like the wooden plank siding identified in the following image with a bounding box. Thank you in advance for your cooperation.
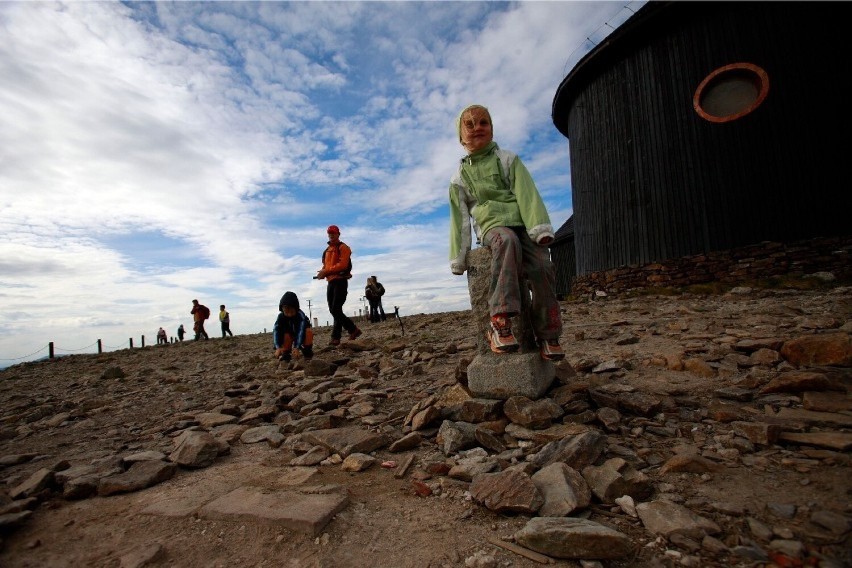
[553,2,849,276]
[550,217,576,297]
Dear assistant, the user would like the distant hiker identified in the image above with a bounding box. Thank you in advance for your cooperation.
[156,327,168,345]
[449,104,563,361]
[177,324,186,342]
[316,224,361,346]
[219,304,233,338]
[365,275,387,323]
[273,291,314,362]
[372,275,387,322]
[365,276,379,323]
[190,299,210,341]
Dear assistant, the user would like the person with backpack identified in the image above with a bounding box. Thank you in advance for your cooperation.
[316,224,362,346]
[364,276,379,323]
[448,104,564,361]
[219,304,233,338]
[373,276,387,322]
[190,299,210,341]
[365,275,386,323]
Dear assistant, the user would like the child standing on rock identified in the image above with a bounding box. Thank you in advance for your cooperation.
[448,104,564,361]
[273,291,314,362]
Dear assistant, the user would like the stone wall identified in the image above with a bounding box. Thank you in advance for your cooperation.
[571,236,852,296]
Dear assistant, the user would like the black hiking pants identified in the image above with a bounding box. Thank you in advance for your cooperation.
[327,278,356,340]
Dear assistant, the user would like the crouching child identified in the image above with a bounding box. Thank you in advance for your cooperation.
[273,291,314,362]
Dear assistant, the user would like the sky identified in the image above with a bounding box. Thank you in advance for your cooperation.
[0,0,645,367]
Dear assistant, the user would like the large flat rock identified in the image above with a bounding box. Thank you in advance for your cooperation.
[140,463,320,517]
[199,486,349,536]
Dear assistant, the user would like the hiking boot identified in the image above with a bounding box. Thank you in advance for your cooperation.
[301,346,314,360]
[539,339,565,361]
[487,315,518,353]
[348,328,363,341]
[330,338,341,347]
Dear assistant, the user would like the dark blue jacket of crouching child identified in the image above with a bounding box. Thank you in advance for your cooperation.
[273,291,312,352]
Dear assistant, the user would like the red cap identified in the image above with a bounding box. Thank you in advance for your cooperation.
[327,225,340,234]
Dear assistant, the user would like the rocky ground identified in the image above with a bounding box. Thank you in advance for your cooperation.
[0,283,850,568]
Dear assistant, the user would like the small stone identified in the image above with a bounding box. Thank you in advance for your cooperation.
[746,517,773,541]
[701,535,728,554]
[810,510,852,535]
[769,539,804,557]
[773,526,795,540]
[766,503,797,519]
[614,495,637,517]
[731,544,768,561]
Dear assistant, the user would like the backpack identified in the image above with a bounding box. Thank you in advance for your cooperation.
[199,305,211,320]
[322,242,352,279]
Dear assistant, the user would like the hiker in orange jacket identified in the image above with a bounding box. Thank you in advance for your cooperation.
[315,225,361,346]
[190,299,210,341]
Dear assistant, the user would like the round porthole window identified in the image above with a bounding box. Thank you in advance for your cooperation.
[693,63,769,123]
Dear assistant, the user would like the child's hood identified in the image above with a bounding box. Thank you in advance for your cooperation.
[279,291,300,310]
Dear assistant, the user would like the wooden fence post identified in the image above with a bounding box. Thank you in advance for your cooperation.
[97,339,102,354]
[49,342,54,360]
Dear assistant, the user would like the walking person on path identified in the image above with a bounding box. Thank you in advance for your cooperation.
[365,276,387,322]
[315,224,362,346]
[190,299,210,341]
[219,305,234,338]
[448,104,564,361]
[365,276,379,323]
[177,324,186,341]
[372,275,387,322]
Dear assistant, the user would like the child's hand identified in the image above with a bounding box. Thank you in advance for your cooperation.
[450,260,467,275]
[274,348,285,359]
[316,269,326,279]
[292,348,302,360]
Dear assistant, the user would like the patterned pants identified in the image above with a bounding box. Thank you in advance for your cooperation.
[482,226,562,341]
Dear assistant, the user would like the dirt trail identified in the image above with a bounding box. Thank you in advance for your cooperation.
[1,286,850,568]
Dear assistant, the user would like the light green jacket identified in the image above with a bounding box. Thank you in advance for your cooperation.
[448,142,554,274]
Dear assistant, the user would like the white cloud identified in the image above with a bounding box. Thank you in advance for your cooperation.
[0,0,645,365]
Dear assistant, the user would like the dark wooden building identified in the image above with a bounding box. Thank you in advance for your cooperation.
[550,216,576,297]
[551,1,850,290]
